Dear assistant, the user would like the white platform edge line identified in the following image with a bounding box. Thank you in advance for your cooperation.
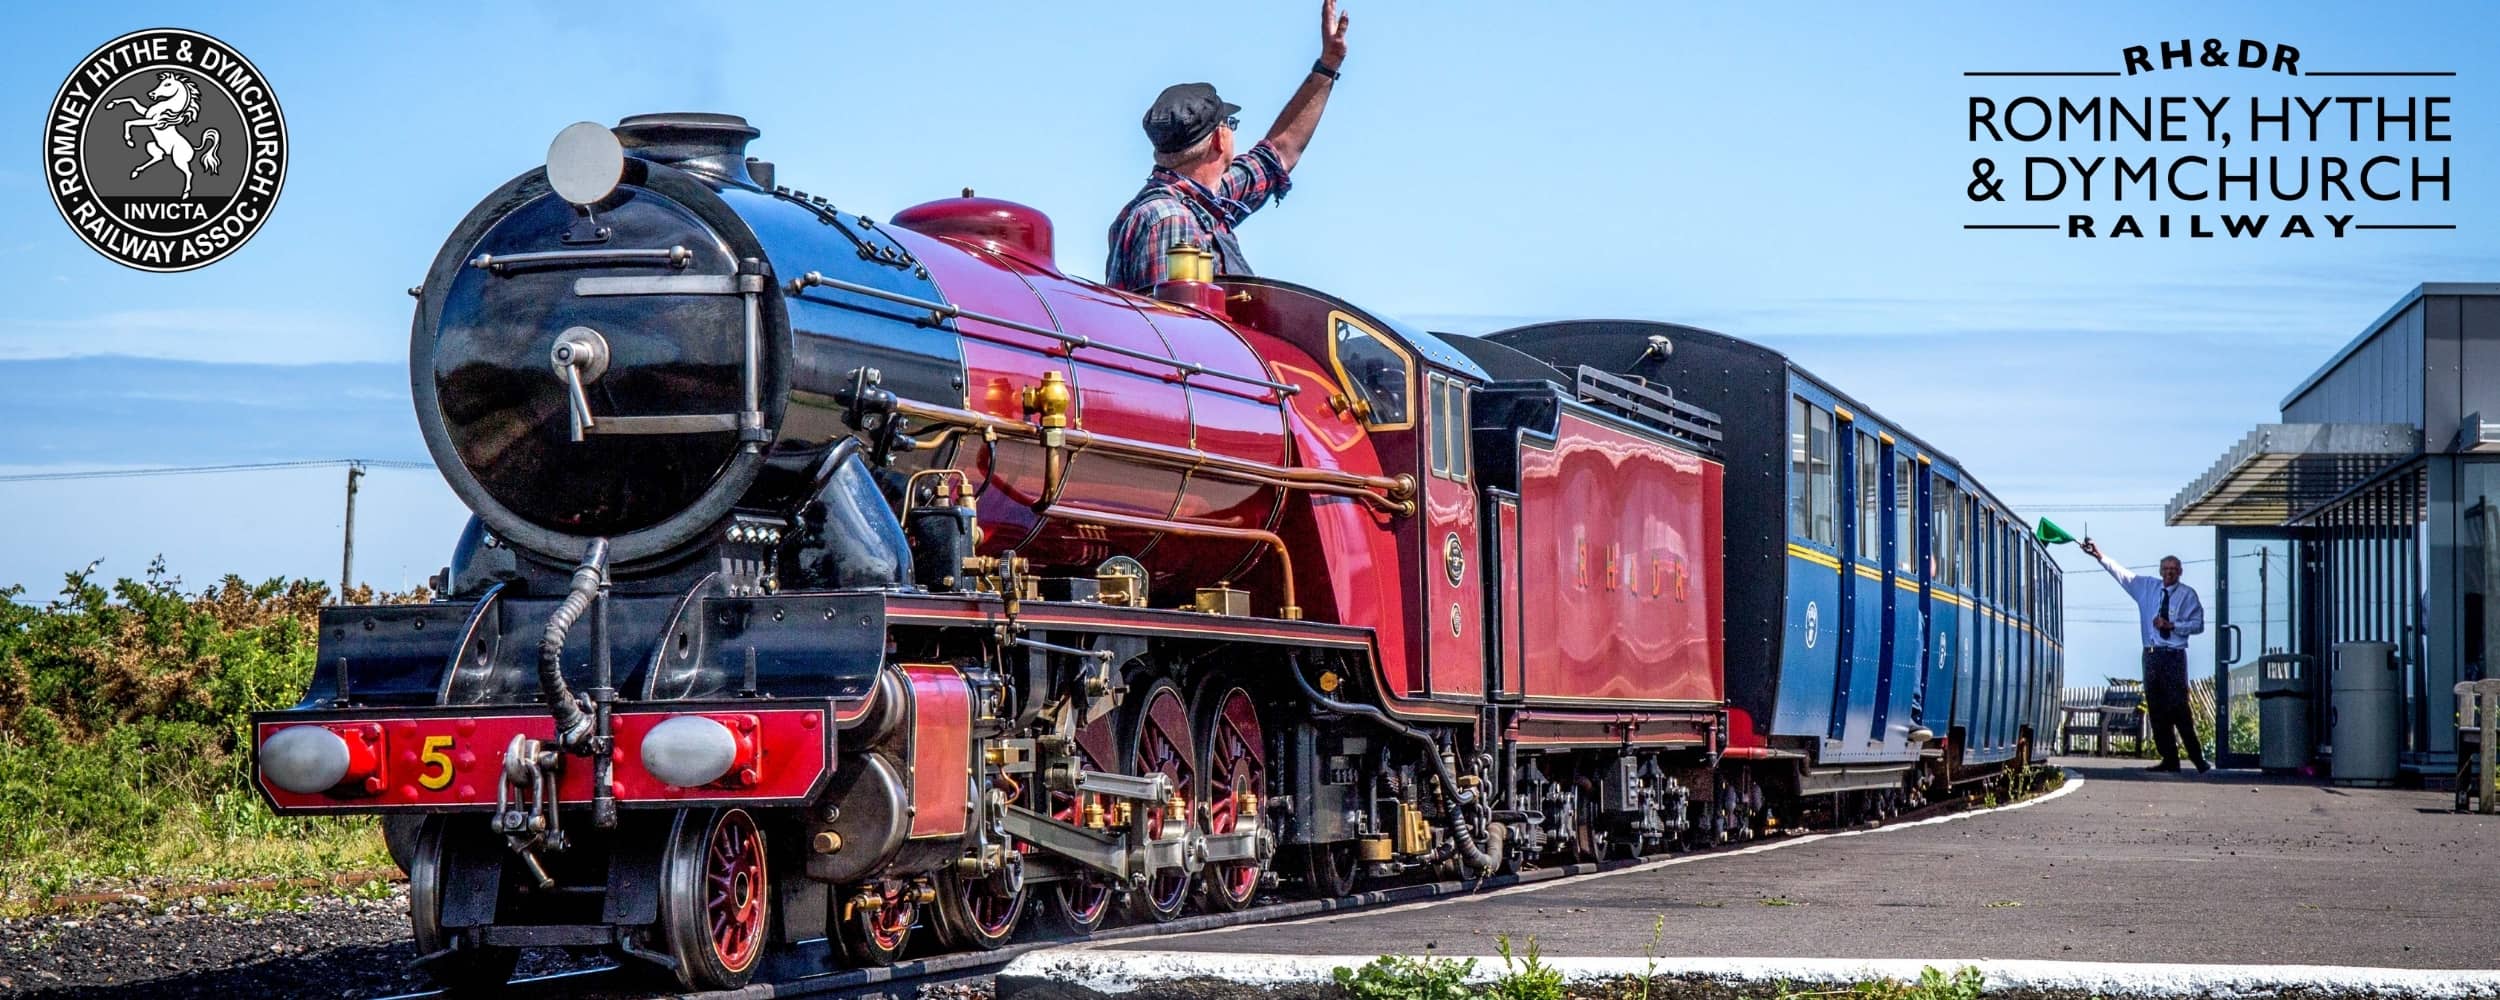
[998,950,2500,998]
[1127,766,2087,943]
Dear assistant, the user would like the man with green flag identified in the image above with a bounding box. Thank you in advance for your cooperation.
[2080,537,2210,773]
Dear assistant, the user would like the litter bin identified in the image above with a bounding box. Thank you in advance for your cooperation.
[2330,641,2400,786]
[2254,653,2315,773]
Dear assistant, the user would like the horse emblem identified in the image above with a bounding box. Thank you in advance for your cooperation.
[108,72,221,199]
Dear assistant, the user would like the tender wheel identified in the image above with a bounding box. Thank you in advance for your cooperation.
[658,808,769,990]
[931,853,1026,951]
[1121,678,1197,923]
[1196,683,1269,912]
[837,881,916,967]
[1297,841,1362,898]
[407,816,520,993]
[1043,722,1116,935]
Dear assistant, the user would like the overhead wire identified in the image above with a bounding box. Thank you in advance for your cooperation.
[0,459,430,483]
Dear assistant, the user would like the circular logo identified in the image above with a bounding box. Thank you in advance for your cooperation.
[1803,601,1820,648]
[1442,532,1466,587]
[44,28,286,272]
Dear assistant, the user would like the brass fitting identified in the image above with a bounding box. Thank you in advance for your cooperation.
[1083,797,1107,829]
[1236,790,1260,816]
[1020,370,1072,431]
[1358,835,1394,863]
[1395,801,1434,856]
[1162,240,1216,284]
[813,831,844,854]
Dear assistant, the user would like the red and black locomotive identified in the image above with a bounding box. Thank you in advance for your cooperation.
[251,114,2059,991]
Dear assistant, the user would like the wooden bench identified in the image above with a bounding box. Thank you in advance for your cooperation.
[2060,684,2147,756]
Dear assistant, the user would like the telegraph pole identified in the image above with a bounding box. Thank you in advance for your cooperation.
[341,462,364,597]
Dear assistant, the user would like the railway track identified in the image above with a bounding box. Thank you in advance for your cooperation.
[375,782,2026,1000]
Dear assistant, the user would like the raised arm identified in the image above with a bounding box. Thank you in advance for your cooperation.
[2080,538,2137,588]
[1264,0,1349,171]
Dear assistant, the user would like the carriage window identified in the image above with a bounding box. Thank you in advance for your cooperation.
[1790,398,1809,538]
[1328,314,1411,429]
[1857,432,1880,561]
[1953,491,1969,588]
[1895,454,1917,574]
[1790,399,1836,546]
[1982,512,1998,606]
[1430,378,1471,483]
[1931,480,1950,584]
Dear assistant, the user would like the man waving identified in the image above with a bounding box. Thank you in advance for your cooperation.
[1107,0,1350,292]
[2082,539,2210,773]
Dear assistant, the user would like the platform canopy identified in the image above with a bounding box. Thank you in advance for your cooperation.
[2165,423,2421,526]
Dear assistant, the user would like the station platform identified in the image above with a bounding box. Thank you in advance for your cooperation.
[1002,759,2500,997]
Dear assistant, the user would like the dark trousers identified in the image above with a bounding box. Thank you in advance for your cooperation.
[2142,647,2204,765]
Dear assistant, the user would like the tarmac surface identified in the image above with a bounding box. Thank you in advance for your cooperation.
[1097,758,2500,970]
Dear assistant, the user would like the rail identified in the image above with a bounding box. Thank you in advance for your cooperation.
[788,271,1299,395]
[1574,365,1723,451]
[890,397,1416,516]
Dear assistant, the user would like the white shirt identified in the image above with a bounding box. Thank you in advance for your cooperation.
[2093,551,2204,650]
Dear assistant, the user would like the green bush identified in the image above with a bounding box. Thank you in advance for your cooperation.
[1490,935,1565,1000]
[1333,955,1478,1000]
[0,561,422,900]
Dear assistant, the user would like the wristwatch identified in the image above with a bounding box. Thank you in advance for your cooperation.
[1312,59,1340,81]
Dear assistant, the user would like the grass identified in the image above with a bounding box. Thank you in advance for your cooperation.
[1336,946,1990,1000]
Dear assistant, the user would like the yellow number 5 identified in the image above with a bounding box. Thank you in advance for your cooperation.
[418,735,455,790]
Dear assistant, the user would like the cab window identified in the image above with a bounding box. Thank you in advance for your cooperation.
[1427,374,1472,482]
[1328,313,1412,428]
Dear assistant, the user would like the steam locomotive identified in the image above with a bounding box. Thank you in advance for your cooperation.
[250,113,2062,991]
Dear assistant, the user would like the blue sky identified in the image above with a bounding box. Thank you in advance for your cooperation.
[3,2,2495,688]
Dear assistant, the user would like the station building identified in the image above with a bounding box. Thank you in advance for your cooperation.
[2167,283,2500,776]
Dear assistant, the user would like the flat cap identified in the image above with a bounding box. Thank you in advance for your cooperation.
[1143,82,1241,155]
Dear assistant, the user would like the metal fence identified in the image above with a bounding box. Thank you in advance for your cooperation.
[2059,669,2259,758]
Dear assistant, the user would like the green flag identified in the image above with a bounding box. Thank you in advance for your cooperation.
[2035,517,2077,545]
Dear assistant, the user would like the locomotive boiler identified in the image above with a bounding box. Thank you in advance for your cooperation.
[250,113,2058,993]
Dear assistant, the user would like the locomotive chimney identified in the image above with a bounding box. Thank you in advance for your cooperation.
[614,113,764,187]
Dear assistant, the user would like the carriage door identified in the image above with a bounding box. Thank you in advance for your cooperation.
[1825,415,1861,740]
[1872,437,1902,742]
[1424,371,1484,698]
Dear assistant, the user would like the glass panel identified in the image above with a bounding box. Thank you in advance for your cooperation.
[2465,462,2500,683]
[2221,533,2298,758]
[1896,456,1916,573]
[1931,480,1948,582]
[1427,376,1449,477]
[1453,385,1471,482]
[1858,432,1880,561]
[1812,409,1836,545]
[1331,317,1410,426]
[1790,398,1811,540]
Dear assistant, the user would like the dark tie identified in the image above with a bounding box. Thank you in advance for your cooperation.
[2158,587,2171,620]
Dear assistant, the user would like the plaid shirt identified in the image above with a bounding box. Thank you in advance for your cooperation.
[1105,140,1293,292]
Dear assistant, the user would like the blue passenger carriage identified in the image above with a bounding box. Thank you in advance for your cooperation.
[1481,321,2060,800]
